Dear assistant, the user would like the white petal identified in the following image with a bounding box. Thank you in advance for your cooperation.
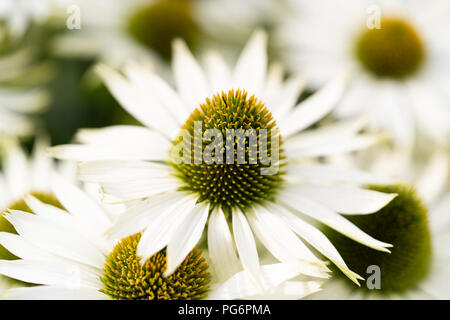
[280,72,349,137]
[172,39,210,110]
[0,259,100,289]
[30,136,53,191]
[95,64,176,136]
[75,125,170,150]
[247,205,325,267]
[207,208,241,282]
[209,263,307,300]
[5,210,106,269]
[269,75,305,121]
[203,50,232,93]
[4,286,108,300]
[416,151,449,204]
[290,184,396,214]
[0,232,54,261]
[78,160,171,183]
[232,209,265,292]
[270,203,363,284]
[244,281,322,300]
[51,176,111,232]
[279,191,392,252]
[286,133,386,158]
[165,202,210,276]
[286,164,394,185]
[123,62,189,125]
[105,191,187,239]
[48,133,169,162]
[136,195,198,261]
[2,139,29,199]
[232,30,267,96]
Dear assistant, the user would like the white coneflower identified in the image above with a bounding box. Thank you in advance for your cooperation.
[53,0,200,65]
[0,178,325,300]
[311,151,450,299]
[278,0,450,149]
[50,31,397,290]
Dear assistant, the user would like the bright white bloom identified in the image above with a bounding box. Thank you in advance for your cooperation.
[0,178,324,300]
[0,138,55,210]
[313,151,450,299]
[278,0,450,149]
[50,31,397,290]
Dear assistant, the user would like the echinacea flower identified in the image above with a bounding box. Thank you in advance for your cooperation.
[0,138,65,261]
[278,0,450,149]
[50,31,397,290]
[0,178,325,300]
[311,151,450,299]
[53,0,200,65]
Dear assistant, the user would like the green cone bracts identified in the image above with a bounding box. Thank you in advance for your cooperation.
[324,184,432,293]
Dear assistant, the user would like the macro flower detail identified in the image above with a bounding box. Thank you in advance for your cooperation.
[0,178,324,300]
[50,31,398,290]
[171,89,285,213]
[101,234,210,300]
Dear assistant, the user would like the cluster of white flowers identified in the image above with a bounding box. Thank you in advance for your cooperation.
[0,0,448,301]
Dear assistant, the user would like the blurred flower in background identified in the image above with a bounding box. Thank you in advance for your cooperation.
[311,150,450,299]
[278,0,450,151]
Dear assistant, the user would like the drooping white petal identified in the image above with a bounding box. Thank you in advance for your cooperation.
[269,203,363,284]
[289,184,396,214]
[247,205,325,267]
[136,195,198,262]
[232,209,265,292]
[279,71,349,137]
[105,192,187,239]
[279,191,392,252]
[207,208,241,282]
[165,202,210,276]
[232,30,267,96]
[172,39,210,111]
